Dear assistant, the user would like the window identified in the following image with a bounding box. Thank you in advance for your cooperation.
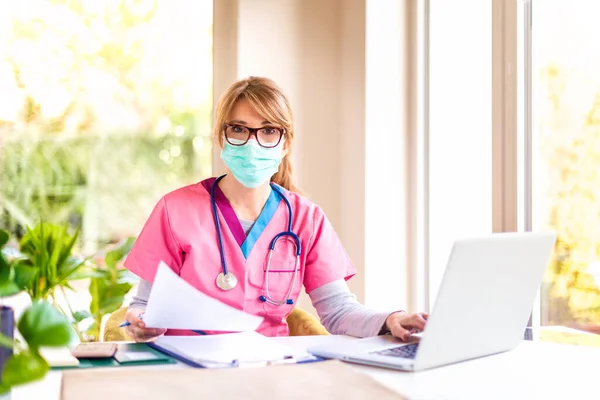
[526,0,600,338]
[426,0,493,308]
[0,0,213,319]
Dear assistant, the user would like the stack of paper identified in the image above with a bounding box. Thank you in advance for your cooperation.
[140,262,308,368]
[142,261,263,332]
[39,346,80,367]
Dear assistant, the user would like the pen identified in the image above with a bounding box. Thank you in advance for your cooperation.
[118,313,144,328]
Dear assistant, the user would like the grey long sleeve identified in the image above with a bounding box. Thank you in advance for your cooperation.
[307,279,393,337]
[129,278,393,338]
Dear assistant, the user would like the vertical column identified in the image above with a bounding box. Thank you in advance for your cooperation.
[212,0,238,176]
[364,0,411,310]
[339,0,367,304]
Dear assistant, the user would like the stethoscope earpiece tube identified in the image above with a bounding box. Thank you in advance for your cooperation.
[212,175,229,276]
[211,175,301,305]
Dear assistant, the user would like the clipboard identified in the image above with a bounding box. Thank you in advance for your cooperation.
[146,332,326,369]
[147,341,325,368]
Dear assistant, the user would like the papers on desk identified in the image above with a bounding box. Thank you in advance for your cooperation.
[39,346,80,367]
[141,263,317,369]
[142,261,263,332]
[151,331,318,368]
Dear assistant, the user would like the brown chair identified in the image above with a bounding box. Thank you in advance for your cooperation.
[103,306,329,341]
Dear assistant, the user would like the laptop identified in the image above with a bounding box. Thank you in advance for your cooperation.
[308,231,557,372]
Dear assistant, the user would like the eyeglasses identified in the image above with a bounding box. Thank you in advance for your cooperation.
[223,123,285,148]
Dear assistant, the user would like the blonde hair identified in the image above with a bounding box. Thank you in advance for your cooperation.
[212,76,300,193]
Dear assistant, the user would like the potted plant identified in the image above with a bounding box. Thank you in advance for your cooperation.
[73,237,136,341]
[10,222,92,341]
[5,221,137,343]
[0,228,74,394]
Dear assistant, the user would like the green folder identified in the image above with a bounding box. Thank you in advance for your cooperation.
[52,343,177,370]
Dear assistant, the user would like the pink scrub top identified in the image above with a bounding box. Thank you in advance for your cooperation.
[124,177,356,337]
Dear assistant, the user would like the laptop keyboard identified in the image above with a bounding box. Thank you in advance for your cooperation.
[372,343,419,359]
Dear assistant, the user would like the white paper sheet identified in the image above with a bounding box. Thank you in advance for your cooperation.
[142,261,263,332]
[153,331,313,365]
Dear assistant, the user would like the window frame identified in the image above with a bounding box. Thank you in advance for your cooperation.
[410,0,523,314]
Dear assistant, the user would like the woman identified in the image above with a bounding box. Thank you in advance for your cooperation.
[124,76,428,342]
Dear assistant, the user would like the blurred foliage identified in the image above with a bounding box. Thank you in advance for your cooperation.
[75,237,137,342]
[0,0,213,250]
[540,329,600,348]
[0,132,210,247]
[0,228,75,393]
[541,64,600,325]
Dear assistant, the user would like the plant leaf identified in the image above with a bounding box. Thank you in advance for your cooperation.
[89,279,132,316]
[57,256,86,283]
[0,246,12,283]
[69,264,97,280]
[0,383,9,395]
[0,230,8,248]
[17,302,74,349]
[55,229,80,279]
[0,260,10,283]
[13,264,37,291]
[116,269,139,284]
[0,333,14,349]
[0,281,21,297]
[2,351,49,387]
[72,310,91,323]
[104,237,136,269]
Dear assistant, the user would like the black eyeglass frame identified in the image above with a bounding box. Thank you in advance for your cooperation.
[223,123,286,148]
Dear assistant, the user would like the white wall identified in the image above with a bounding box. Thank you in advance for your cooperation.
[213,0,412,314]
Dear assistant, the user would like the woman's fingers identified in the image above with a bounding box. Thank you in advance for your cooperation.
[387,312,429,341]
[124,308,166,342]
[125,308,143,325]
[130,327,167,342]
[126,324,167,342]
[408,314,427,331]
[390,324,412,341]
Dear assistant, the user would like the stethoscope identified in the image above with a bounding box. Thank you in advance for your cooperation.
[211,175,302,306]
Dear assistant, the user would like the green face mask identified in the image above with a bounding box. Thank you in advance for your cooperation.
[220,139,284,188]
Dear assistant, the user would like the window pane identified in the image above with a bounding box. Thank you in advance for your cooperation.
[532,0,600,336]
[428,0,492,306]
[0,0,213,251]
[0,0,213,324]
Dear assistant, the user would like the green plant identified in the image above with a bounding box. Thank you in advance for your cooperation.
[0,229,74,394]
[16,221,88,304]
[3,220,136,343]
[74,237,136,341]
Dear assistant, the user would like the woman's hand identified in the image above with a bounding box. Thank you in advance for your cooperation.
[384,311,429,341]
[125,308,167,342]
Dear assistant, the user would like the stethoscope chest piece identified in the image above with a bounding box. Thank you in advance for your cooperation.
[216,271,238,291]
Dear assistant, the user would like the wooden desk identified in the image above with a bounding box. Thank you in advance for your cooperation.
[8,335,599,400]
